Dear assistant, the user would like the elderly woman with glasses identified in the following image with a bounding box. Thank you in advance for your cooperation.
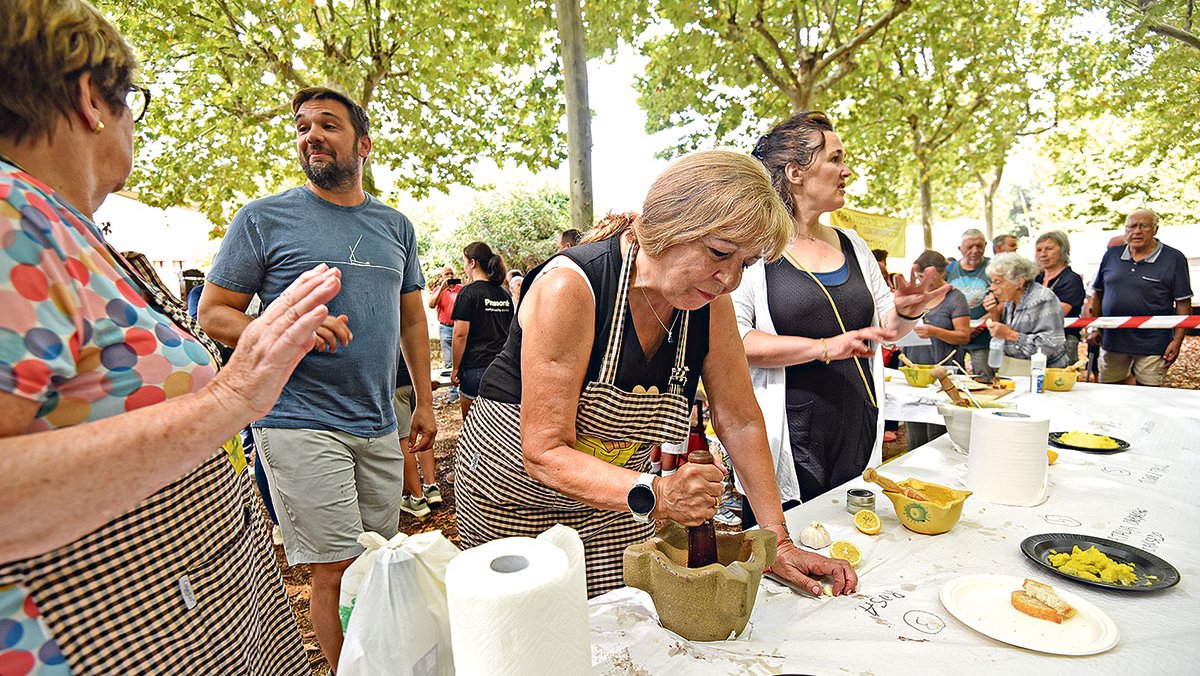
[983,253,1069,368]
[0,1,338,671]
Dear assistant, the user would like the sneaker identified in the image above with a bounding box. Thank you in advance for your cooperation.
[399,493,430,518]
[423,483,443,506]
[714,506,742,527]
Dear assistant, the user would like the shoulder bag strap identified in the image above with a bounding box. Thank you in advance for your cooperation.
[783,249,878,409]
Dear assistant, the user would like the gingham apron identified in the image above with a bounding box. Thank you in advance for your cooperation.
[455,238,696,597]
[0,250,304,674]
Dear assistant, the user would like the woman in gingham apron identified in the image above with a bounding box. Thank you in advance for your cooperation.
[0,3,338,672]
[455,151,860,598]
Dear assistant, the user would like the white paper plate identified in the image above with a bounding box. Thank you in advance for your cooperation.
[940,574,1119,655]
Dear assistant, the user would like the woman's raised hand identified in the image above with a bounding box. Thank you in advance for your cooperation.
[207,264,342,419]
[894,265,952,317]
[652,461,725,526]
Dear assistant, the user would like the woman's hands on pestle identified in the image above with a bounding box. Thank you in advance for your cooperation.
[651,461,725,526]
[768,538,858,597]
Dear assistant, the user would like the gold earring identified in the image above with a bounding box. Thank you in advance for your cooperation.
[94,121,105,133]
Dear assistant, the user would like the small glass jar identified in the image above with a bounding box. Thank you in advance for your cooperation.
[846,488,876,514]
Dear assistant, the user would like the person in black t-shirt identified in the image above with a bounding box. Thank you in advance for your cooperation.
[451,241,514,418]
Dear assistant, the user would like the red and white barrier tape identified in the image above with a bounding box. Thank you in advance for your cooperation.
[969,315,1200,330]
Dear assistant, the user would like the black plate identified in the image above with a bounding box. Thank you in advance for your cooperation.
[1048,431,1130,453]
[1021,533,1180,591]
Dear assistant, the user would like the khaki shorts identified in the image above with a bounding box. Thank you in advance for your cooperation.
[253,427,403,564]
[392,385,414,439]
[1099,349,1167,386]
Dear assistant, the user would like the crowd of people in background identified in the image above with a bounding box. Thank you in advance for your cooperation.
[1,2,1193,673]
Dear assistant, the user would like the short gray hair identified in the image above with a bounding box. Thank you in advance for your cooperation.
[961,228,986,243]
[1035,230,1071,265]
[986,252,1038,284]
[1125,209,1158,227]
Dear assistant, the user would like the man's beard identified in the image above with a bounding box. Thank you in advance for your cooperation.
[302,148,358,191]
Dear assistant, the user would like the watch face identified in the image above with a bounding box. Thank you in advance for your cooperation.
[628,483,655,515]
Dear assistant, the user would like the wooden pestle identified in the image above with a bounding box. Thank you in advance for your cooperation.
[863,467,931,502]
[686,449,719,568]
[1066,358,1088,372]
[931,366,969,407]
[898,352,917,368]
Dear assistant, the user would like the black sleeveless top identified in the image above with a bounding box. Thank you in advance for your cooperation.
[479,234,709,404]
[765,229,878,500]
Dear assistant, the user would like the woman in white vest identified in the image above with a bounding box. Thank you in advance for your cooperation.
[733,112,948,524]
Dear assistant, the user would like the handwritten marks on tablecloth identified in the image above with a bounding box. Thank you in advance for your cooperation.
[1139,464,1170,485]
[903,610,947,635]
[856,590,905,618]
[1042,514,1082,528]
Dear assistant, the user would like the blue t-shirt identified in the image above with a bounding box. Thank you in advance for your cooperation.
[208,186,425,436]
[1094,241,1192,355]
[947,258,991,350]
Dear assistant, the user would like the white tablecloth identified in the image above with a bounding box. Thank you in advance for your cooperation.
[589,384,1200,674]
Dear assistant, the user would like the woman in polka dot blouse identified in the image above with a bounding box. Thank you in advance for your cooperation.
[0,2,341,673]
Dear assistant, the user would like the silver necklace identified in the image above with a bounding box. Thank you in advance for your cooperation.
[640,287,676,344]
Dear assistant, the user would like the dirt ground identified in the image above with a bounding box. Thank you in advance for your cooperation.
[278,336,1200,674]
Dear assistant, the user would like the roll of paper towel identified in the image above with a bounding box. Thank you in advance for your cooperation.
[446,528,591,676]
[966,408,1050,506]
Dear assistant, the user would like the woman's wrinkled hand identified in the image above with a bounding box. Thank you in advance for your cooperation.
[652,461,724,526]
[207,264,342,419]
[986,319,1018,342]
[769,538,858,596]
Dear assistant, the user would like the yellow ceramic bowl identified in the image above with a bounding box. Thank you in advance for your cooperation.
[1044,368,1078,392]
[899,364,936,387]
[883,479,972,535]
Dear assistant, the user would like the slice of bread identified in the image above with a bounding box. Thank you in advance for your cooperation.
[1011,591,1063,623]
[1023,578,1076,619]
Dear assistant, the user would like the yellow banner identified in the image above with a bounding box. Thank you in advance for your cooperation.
[830,207,907,257]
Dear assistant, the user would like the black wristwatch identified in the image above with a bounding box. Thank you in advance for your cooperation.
[627,473,657,523]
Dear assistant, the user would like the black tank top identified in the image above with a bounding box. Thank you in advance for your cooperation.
[479,234,709,404]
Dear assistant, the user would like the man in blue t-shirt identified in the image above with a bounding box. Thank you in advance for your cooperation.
[947,228,994,378]
[1089,209,1193,386]
[198,87,435,667]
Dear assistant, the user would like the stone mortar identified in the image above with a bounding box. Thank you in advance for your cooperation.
[623,522,777,642]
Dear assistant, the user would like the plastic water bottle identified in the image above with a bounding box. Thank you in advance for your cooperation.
[1031,348,1047,394]
[987,337,1004,370]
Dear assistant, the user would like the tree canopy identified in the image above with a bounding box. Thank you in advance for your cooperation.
[419,187,570,274]
[101,0,583,230]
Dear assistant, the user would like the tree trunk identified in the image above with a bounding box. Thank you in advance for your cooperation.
[979,163,1004,239]
[910,121,933,248]
[555,0,593,232]
[362,159,377,196]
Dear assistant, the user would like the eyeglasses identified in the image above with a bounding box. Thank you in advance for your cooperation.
[125,85,151,123]
[1124,222,1154,231]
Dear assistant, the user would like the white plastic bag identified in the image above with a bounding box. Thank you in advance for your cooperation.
[338,532,389,631]
[338,531,460,676]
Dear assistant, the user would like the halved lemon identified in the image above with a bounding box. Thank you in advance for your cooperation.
[829,540,861,567]
[853,509,881,535]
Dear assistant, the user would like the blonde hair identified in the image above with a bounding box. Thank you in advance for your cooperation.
[0,0,138,143]
[585,150,791,262]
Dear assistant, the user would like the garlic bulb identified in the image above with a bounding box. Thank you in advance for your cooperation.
[799,522,831,549]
